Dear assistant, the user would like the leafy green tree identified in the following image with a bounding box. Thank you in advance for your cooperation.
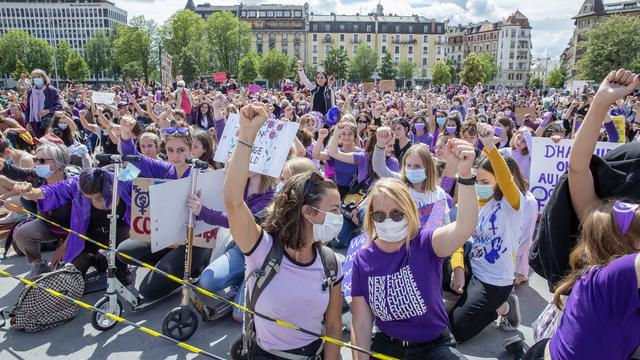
[129,16,160,80]
[55,40,74,80]
[84,31,112,84]
[113,24,153,81]
[349,44,378,82]
[432,60,452,85]
[478,52,498,83]
[10,60,29,81]
[121,62,144,79]
[205,11,252,77]
[459,52,486,85]
[238,53,259,84]
[395,60,416,87]
[378,50,395,80]
[178,48,200,84]
[577,15,640,80]
[530,76,543,89]
[323,46,349,80]
[303,63,318,82]
[64,51,90,81]
[546,66,567,88]
[445,59,459,83]
[259,49,288,87]
[161,10,205,60]
[284,57,299,81]
[0,30,53,76]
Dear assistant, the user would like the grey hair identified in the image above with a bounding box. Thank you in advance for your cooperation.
[37,144,70,169]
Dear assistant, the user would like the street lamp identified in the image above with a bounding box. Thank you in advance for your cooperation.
[47,8,60,89]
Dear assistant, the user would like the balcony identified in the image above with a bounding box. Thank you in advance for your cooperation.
[323,35,333,43]
[435,39,447,45]
[391,38,417,44]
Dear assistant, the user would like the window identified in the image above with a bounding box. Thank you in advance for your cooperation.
[423,35,428,43]
[408,46,413,54]
[325,24,330,32]
[313,44,317,53]
[313,56,317,64]
[276,11,283,17]
[437,47,441,55]
[283,11,291,17]
[340,24,345,31]
[340,33,345,42]
[382,34,387,42]
[408,57,413,63]
[325,44,330,53]
[409,26,413,33]
[257,33,263,41]
[423,58,428,65]
[294,10,302,17]
[511,29,516,37]
[395,25,400,32]
[423,46,428,54]
[382,45,386,53]
[394,34,400,42]
[282,33,288,41]
[354,24,358,32]
[367,34,372,42]
[366,25,371,32]
[409,35,414,42]
[352,46,357,53]
[353,34,359,43]
[509,62,513,70]
[312,33,318,41]
[395,46,399,54]
[266,11,273,17]
[257,43,263,53]
[424,25,428,32]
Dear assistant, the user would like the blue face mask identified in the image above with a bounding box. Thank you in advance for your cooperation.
[57,123,68,130]
[35,164,54,179]
[276,182,284,193]
[436,117,446,126]
[33,78,44,87]
[118,163,140,182]
[475,184,494,200]
[405,168,427,184]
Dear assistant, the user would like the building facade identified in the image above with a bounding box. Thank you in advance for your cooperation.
[0,0,127,54]
[560,0,640,80]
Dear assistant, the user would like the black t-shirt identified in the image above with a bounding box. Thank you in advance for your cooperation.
[85,200,127,252]
[313,86,328,115]
[393,139,412,165]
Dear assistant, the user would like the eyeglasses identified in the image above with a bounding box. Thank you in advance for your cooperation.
[34,158,54,164]
[164,127,189,135]
[371,210,405,223]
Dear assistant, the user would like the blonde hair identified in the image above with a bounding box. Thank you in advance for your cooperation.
[510,126,533,155]
[364,178,420,247]
[283,157,315,177]
[31,69,51,86]
[340,113,356,124]
[400,143,437,193]
[338,121,361,146]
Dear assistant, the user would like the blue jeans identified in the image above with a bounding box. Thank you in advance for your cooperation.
[199,244,245,292]
[335,207,365,248]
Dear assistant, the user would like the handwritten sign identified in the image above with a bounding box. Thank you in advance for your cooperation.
[130,178,168,241]
[515,106,536,122]
[214,113,300,177]
[529,137,621,212]
[611,115,626,143]
[213,72,227,83]
[362,82,375,92]
[160,48,173,87]
[247,84,261,94]
[379,79,396,93]
[149,170,226,252]
[341,232,369,299]
[91,91,115,105]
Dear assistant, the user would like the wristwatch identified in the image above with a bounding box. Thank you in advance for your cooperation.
[456,174,477,185]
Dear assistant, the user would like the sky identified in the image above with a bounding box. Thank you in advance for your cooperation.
[115,0,583,61]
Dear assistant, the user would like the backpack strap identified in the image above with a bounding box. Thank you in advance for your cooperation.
[315,243,339,291]
[248,232,285,310]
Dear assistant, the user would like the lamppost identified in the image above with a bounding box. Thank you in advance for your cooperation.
[47,8,60,89]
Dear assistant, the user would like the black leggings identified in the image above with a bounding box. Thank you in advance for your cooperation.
[448,275,512,343]
[117,239,212,302]
[72,225,130,277]
[371,332,468,360]
[523,339,549,360]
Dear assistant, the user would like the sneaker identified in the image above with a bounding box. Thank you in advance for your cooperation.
[499,315,517,331]
[504,292,521,328]
[0,211,20,224]
[503,335,526,360]
[28,261,51,280]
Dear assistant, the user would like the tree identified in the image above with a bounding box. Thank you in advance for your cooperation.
[459,53,486,85]
[129,16,160,80]
[161,10,205,60]
[378,50,395,80]
[303,63,318,82]
[432,60,452,86]
[546,66,567,88]
[121,62,144,79]
[395,60,416,88]
[204,11,252,77]
[178,48,200,84]
[84,30,112,83]
[284,57,299,81]
[445,59,459,83]
[577,15,640,80]
[55,40,74,80]
[259,49,288,87]
[530,76,543,89]
[113,24,153,81]
[64,51,89,81]
[10,60,29,81]
[349,44,378,82]
[0,30,53,76]
[478,52,498,83]
[323,46,349,80]
[238,53,259,84]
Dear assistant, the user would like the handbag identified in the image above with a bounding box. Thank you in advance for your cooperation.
[532,296,566,342]
[340,173,372,219]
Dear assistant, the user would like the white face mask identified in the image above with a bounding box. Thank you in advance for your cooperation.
[311,207,343,243]
[375,218,409,243]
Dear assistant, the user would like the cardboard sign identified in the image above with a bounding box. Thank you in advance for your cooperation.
[160,49,173,87]
[213,72,227,83]
[247,84,261,94]
[529,137,621,212]
[213,113,300,177]
[515,106,536,122]
[379,80,396,93]
[611,115,626,143]
[149,170,226,252]
[91,91,115,105]
[341,232,369,299]
[362,82,375,93]
[130,178,169,241]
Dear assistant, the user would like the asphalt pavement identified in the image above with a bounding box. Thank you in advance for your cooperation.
[0,249,550,360]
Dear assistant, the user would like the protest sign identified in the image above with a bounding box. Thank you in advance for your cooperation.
[379,80,396,93]
[149,170,226,252]
[91,91,115,105]
[529,137,621,212]
[130,178,169,241]
[515,106,535,121]
[247,84,261,94]
[611,115,626,143]
[214,113,300,177]
[362,82,375,92]
[213,72,227,83]
[160,48,173,87]
[341,232,369,299]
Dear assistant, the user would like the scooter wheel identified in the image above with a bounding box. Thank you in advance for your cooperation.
[91,296,122,331]
[162,307,198,341]
[229,336,248,360]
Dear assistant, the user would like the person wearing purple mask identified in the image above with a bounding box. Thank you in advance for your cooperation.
[411,116,434,148]
[494,118,514,149]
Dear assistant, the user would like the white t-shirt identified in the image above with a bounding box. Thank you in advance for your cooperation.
[519,192,538,248]
[467,193,523,287]
[409,186,450,230]
[245,231,343,351]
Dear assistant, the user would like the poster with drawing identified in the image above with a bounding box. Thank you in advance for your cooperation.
[213,113,300,177]
[130,178,169,242]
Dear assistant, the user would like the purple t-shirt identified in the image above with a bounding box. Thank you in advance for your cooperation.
[353,152,399,184]
[351,228,449,342]
[550,253,640,360]
[412,132,434,149]
[328,148,361,186]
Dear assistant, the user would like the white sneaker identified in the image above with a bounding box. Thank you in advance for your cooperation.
[0,211,19,224]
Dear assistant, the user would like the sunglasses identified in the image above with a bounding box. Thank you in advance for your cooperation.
[371,209,405,223]
[34,158,54,164]
[164,127,188,135]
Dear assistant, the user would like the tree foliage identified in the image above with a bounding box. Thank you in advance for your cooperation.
[204,11,252,77]
[378,50,395,80]
[121,62,144,79]
[444,59,459,83]
[113,24,153,81]
[259,49,288,86]
[530,76,543,89]
[0,30,53,77]
[178,48,200,84]
[238,52,259,84]
[546,66,567,88]
[432,60,452,86]
[64,51,89,81]
[478,52,498,82]
[576,15,640,80]
[10,60,28,81]
[129,16,160,80]
[349,44,378,82]
[323,46,349,80]
[459,52,487,85]
[55,40,74,80]
[395,60,416,85]
[161,10,206,76]
[84,31,112,82]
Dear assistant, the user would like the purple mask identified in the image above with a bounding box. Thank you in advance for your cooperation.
[494,127,504,137]
[613,201,639,235]
[414,123,425,131]
[446,126,457,135]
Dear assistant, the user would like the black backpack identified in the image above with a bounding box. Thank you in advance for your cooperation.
[231,234,339,360]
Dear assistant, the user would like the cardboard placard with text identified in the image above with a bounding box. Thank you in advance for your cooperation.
[362,82,375,92]
[130,178,169,242]
[91,91,116,105]
[213,72,227,83]
[515,106,536,121]
[379,80,396,93]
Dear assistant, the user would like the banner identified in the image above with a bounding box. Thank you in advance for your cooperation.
[529,137,621,212]
[379,80,395,93]
[213,113,300,177]
[213,72,227,83]
[341,232,369,299]
[611,115,626,143]
[160,48,173,87]
[362,82,375,92]
[130,178,169,241]
[515,106,536,122]
[91,91,115,105]
[247,84,261,94]
[149,170,226,252]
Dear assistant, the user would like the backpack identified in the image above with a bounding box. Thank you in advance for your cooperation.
[8,263,84,332]
[234,234,339,360]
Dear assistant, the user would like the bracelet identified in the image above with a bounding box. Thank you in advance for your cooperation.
[375,144,385,150]
[237,139,253,149]
[456,174,477,186]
